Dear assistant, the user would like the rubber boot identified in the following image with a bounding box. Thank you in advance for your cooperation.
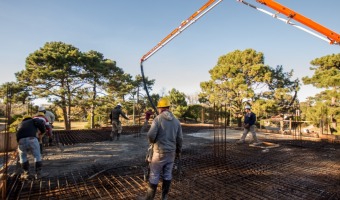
[161,180,171,200]
[145,182,158,200]
[20,161,30,180]
[110,132,114,141]
[40,143,43,154]
[35,161,43,179]
[49,136,54,146]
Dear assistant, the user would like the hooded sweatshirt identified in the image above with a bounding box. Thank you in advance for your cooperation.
[147,110,183,154]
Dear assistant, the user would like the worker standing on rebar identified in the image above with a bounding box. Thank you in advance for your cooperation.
[16,116,46,180]
[140,109,154,135]
[38,106,55,146]
[141,97,183,200]
[33,112,52,152]
[109,103,129,141]
[237,105,261,145]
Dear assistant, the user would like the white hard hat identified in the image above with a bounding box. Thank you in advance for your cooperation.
[38,106,45,111]
[117,103,122,107]
[245,105,251,109]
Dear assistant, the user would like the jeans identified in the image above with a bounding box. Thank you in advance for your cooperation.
[149,151,176,185]
[18,137,42,163]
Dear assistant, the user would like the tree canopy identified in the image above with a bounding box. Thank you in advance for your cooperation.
[200,48,300,125]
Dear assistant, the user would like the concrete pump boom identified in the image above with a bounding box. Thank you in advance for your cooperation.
[139,0,339,114]
[140,0,222,62]
[140,0,339,63]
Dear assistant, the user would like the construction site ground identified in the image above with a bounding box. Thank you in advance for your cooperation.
[2,125,340,199]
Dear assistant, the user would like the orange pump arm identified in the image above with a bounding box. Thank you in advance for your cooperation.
[256,0,340,44]
[140,0,222,62]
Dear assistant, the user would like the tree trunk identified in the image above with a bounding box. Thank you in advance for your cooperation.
[237,117,242,127]
[67,97,71,130]
[90,83,97,129]
[62,104,68,130]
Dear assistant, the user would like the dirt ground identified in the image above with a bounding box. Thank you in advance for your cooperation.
[10,128,215,177]
[52,130,218,176]
[3,127,340,199]
[16,128,331,178]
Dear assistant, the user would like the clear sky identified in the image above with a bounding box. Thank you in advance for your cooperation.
[1,0,339,103]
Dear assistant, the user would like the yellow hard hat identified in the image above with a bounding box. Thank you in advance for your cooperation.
[38,112,45,116]
[22,115,32,120]
[157,97,171,108]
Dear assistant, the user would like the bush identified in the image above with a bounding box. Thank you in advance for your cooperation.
[8,115,24,133]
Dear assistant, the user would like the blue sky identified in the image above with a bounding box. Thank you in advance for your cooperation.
[1,0,339,103]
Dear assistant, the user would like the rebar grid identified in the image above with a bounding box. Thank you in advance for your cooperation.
[5,139,340,200]
[54,125,213,146]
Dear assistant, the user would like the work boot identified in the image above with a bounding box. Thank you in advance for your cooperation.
[236,139,245,144]
[40,143,43,154]
[49,137,55,146]
[144,182,158,200]
[35,161,43,179]
[110,132,115,141]
[116,133,120,141]
[252,135,261,145]
[20,161,30,180]
[161,180,171,200]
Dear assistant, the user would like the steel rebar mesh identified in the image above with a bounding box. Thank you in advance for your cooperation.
[5,138,340,200]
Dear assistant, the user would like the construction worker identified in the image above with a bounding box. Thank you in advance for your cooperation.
[142,97,183,200]
[236,105,260,144]
[16,116,46,180]
[140,109,154,135]
[109,103,129,141]
[33,112,52,152]
[38,106,55,146]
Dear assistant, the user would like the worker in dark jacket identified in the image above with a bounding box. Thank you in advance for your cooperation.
[16,116,46,180]
[142,97,183,200]
[109,103,129,141]
[236,105,260,144]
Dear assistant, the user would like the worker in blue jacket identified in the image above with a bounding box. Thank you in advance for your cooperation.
[237,105,260,145]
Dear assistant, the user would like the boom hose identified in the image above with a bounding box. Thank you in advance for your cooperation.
[140,62,159,115]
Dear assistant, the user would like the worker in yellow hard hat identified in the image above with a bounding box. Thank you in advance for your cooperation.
[141,97,183,200]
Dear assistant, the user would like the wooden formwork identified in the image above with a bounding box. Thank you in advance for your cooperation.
[0,133,17,152]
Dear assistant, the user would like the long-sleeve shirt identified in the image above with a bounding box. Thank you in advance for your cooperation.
[244,112,256,126]
[145,111,154,121]
[110,106,128,122]
[16,118,46,142]
[45,111,55,123]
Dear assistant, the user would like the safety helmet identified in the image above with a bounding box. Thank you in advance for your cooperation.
[245,105,251,110]
[37,112,45,116]
[38,106,45,112]
[157,97,171,108]
[116,103,122,107]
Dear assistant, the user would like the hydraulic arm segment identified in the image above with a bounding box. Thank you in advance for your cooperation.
[243,0,340,45]
[140,0,339,112]
[141,0,339,63]
[140,0,223,62]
